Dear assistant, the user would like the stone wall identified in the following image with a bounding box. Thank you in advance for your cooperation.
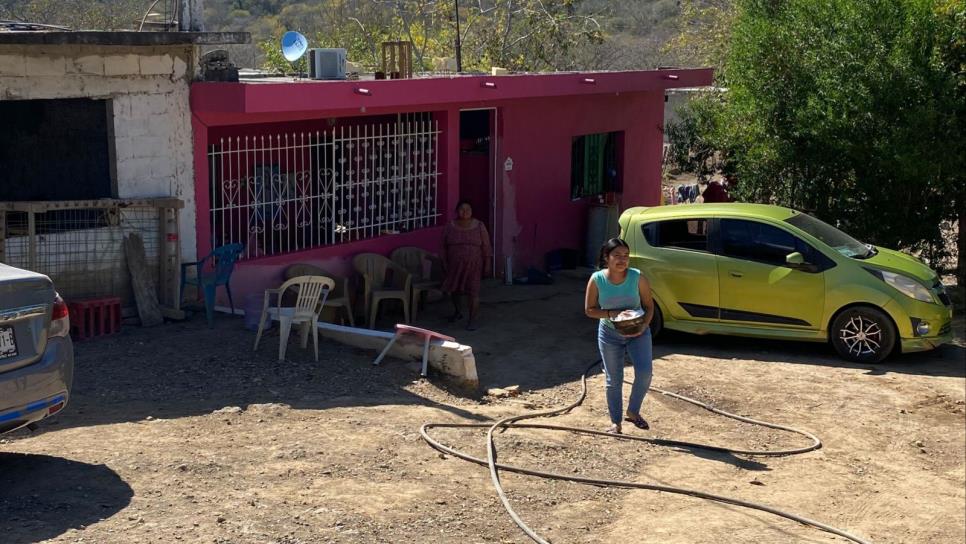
[0,44,199,258]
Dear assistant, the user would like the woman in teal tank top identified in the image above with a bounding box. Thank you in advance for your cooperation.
[584,238,655,434]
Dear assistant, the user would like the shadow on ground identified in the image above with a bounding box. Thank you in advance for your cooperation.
[10,274,962,436]
[0,453,133,544]
[5,312,488,435]
[430,275,965,390]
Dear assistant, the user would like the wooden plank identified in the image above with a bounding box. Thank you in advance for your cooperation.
[123,233,164,327]
[26,211,36,270]
[0,197,184,212]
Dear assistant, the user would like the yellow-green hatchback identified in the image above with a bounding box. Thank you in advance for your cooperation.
[619,203,953,363]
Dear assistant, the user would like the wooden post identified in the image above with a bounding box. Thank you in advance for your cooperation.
[381,43,387,75]
[26,210,36,271]
[157,204,185,319]
[0,211,6,263]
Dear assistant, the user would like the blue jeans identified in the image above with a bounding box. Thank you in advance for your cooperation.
[598,322,653,425]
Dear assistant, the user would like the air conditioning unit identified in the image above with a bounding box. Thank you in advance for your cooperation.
[307,48,346,80]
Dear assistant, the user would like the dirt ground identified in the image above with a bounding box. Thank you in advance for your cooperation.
[2,275,964,544]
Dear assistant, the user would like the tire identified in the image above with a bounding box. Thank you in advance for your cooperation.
[648,303,663,339]
[830,306,897,364]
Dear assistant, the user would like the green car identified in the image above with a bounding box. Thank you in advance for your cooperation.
[619,203,953,363]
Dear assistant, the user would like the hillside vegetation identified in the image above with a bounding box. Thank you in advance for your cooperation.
[0,0,695,71]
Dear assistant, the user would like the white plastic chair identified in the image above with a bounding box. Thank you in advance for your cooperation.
[253,275,334,361]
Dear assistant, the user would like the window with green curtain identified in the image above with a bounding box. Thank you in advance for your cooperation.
[571,131,621,199]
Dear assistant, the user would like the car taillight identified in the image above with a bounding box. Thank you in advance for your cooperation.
[50,293,70,338]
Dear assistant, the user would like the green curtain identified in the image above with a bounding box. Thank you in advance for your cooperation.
[571,133,612,199]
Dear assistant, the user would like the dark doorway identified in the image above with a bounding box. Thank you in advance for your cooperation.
[458,109,493,229]
[0,98,115,201]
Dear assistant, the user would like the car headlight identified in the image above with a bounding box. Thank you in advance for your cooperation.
[867,269,935,303]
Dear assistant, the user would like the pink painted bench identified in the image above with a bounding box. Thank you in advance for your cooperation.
[372,324,456,377]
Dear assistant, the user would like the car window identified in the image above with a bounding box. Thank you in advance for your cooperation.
[785,212,870,258]
[643,219,708,251]
[720,219,805,266]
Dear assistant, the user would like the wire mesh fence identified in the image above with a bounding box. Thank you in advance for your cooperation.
[0,199,182,309]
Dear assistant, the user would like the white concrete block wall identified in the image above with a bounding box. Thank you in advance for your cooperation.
[0,44,198,260]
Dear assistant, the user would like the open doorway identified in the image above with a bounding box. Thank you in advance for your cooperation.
[459,108,498,275]
[458,109,494,231]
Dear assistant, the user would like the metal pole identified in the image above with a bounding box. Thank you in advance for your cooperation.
[454,0,463,72]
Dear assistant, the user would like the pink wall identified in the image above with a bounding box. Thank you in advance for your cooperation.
[189,71,708,305]
[493,91,663,271]
[191,111,454,305]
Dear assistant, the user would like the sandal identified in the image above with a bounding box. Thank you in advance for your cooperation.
[605,423,622,435]
[624,414,649,430]
[465,320,479,331]
[448,313,464,323]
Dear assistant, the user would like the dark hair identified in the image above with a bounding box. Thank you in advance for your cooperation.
[598,238,629,269]
[455,200,473,212]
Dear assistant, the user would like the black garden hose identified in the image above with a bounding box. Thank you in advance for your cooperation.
[420,360,873,544]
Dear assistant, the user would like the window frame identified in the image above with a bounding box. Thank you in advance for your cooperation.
[0,97,118,201]
[641,217,711,253]
[713,217,834,272]
[570,131,622,200]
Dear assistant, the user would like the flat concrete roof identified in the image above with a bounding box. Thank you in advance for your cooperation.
[191,68,714,125]
[0,31,250,46]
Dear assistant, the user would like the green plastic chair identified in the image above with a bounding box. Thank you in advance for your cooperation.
[180,243,244,327]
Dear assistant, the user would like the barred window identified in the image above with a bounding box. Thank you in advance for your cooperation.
[208,113,441,260]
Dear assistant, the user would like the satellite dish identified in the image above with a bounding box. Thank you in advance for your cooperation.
[281,31,308,62]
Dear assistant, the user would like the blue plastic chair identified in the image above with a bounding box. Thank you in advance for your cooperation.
[180,243,244,327]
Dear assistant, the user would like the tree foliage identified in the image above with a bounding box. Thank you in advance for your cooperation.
[669,0,965,271]
[251,0,606,74]
[4,1,679,72]
[0,0,146,30]
[663,0,735,72]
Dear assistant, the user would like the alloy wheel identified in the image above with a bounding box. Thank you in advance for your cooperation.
[838,316,883,357]
[830,307,896,363]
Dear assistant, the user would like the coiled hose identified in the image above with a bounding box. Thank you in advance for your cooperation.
[420,360,873,544]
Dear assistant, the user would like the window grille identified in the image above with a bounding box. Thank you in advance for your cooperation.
[208,112,441,260]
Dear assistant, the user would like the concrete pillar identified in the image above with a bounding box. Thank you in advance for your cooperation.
[179,0,205,32]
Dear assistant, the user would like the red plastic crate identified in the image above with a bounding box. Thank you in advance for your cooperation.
[67,296,121,341]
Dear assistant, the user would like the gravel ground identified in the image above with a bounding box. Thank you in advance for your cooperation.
[1,277,963,544]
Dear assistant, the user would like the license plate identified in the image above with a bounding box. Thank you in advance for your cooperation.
[0,326,17,359]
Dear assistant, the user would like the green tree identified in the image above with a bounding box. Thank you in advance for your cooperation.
[670,0,965,273]
[457,0,604,72]
[663,0,735,72]
[255,0,604,74]
[0,0,145,30]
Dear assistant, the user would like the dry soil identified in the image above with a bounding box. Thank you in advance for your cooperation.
[2,277,963,544]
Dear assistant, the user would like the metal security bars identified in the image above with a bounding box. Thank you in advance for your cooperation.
[208,112,441,260]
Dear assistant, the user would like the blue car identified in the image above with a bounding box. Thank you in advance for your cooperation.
[0,264,74,435]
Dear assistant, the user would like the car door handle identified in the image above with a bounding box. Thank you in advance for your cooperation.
[729,271,743,278]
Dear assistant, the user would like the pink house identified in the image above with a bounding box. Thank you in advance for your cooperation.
[189,69,712,302]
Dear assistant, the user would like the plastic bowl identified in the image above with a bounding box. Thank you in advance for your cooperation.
[612,309,646,337]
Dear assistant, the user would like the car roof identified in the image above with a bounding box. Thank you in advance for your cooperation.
[631,203,799,222]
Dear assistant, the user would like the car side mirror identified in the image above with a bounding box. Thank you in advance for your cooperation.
[785,252,805,268]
